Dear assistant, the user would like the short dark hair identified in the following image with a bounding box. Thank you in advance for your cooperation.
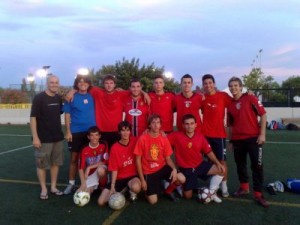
[202,74,215,83]
[102,74,117,85]
[147,114,161,127]
[228,76,243,87]
[87,126,101,135]
[154,74,165,81]
[181,74,193,83]
[118,121,132,132]
[130,77,141,85]
[73,75,92,90]
[182,114,196,123]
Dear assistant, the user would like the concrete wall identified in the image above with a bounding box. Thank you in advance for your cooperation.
[1,108,300,125]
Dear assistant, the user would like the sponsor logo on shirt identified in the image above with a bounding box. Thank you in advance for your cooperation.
[129,109,142,116]
[123,157,133,167]
[184,100,192,108]
[150,162,159,168]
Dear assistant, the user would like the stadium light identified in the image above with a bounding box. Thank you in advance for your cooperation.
[77,68,89,76]
[164,71,173,79]
[36,66,50,91]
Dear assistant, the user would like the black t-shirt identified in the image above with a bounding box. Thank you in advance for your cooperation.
[30,92,64,143]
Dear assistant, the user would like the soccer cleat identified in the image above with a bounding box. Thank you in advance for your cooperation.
[255,195,269,208]
[63,184,75,195]
[176,185,183,197]
[211,193,222,203]
[222,191,230,198]
[165,192,179,202]
[233,188,250,197]
[129,191,138,202]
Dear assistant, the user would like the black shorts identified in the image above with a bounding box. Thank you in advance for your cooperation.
[101,132,120,149]
[206,137,226,161]
[179,161,213,191]
[68,132,89,153]
[106,176,137,192]
[145,165,173,196]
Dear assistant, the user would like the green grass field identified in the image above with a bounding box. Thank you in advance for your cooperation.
[0,125,300,225]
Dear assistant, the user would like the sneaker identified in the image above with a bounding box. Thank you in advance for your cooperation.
[63,184,75,195]
[165,192,179,202]
[233,188,250,197]
[129,191,138,202]
[211,194,222,203]
[222,191,230,198]
[255,195,269,208]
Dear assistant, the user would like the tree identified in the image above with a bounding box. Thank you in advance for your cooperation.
[1,89,28,104]
[281,76,300,101]
[242,68,279,90]
[91,57,180,92]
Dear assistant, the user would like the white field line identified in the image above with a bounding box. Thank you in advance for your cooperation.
[0,134,31,137]
[0,145,32,156]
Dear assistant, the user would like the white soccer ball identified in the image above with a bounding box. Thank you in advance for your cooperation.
[73,191,90,207]
[198,187,214,204]
[108,192,126,210]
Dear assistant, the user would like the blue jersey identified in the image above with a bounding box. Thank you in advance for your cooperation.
[63,93,96,133]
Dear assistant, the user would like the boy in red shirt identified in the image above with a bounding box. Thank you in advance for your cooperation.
[134,114,185,204]
[227,76,268,208]
[201,74,232,197]
[123,78,149,136]
[149,75,175,133]
[174,74,203,132]
[98,121,141,206]
[77,126,109,194]
[168,114,225,202]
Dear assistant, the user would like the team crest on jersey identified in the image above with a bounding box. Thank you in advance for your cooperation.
[184,101,192,108]
[236,102,241,110]
[83,99,88,104]
[207,103,216,108]
[129,109,142,116]
[150,144,159,160]
[187,142,193,149]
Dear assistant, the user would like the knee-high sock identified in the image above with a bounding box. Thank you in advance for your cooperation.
[210,175,224,191]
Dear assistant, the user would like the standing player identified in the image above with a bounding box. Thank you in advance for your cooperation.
[123,78,149,136]
[98,121,141,206]
[30,75,64,200]
[201,74,232,197]
[62,75,96,195]
[134,114,185,204]
[168,114,225,202]
[149,75,175,133]
[227,76,268,208]
[174,74,203,132]
[77,126,109,194]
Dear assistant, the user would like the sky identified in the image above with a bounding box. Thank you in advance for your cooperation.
[0,0,300,90]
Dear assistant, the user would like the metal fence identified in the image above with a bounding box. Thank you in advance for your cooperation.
[253,88,300,107]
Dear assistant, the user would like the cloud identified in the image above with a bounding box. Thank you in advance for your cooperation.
[272,44,299,56]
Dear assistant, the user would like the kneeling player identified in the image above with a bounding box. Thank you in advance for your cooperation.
[77,126,109,194]
[168,114,225,203]
[98,121,141,206]
[134,114,186,205]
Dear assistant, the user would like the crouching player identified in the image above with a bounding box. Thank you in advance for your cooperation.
[168,114,225,203]
[77,126,109,194]
[134,114,186,205]
[98,121,141,206]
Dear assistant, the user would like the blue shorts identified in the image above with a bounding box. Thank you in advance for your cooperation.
[206,137,226,161]
[145,165,173,196]
[179,161,213,191]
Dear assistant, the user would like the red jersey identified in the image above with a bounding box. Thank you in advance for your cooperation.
[201,91,232,138]
[90,87,128,132]
[168,131,211,168]
[109,137,138,179]
[149,91,175,132]
[227,94,266,140]
[134,133,173,175]
[123,96,149,136]
[174,93,202,132]
[79,141,109,175]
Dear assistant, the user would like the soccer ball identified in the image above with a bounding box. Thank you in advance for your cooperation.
[73,191,90,207]
[198,187,214,204]
[108,192,126,210]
